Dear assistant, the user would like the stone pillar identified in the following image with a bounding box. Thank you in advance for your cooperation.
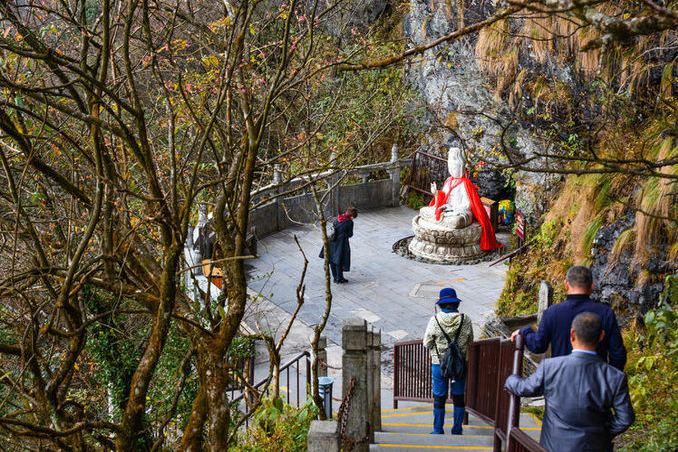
[538,280,553,324]
[388,143,400,207]
[307,420,340,452]
[329,152,341,216]
[273,164,283,232]
[360,172,369,184]
[342,319,369,452]
[367,327,382,435]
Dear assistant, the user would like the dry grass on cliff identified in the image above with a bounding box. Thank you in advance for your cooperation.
[475,19,518,101]
[535,132,677,289]
[473,4,669,99]
[634,138,678,261]
[543,172,629,261]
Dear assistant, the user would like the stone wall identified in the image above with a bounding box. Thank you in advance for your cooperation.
[248,157,405,239]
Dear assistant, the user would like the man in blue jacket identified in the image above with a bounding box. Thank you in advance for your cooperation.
[505,312,635,451]
[511,266,627,371]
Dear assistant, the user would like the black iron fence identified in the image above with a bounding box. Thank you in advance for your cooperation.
[231,351,312,427]
[406,149,448,196]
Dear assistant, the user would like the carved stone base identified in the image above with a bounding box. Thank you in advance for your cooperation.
[408,215,485,262]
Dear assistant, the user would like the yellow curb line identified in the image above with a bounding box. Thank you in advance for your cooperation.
[383,410,454,418]
[382,406,431,412]
[376,445,492,450]
[383,423,541,431]
[527,412,543,427]
[379,432,488,438]
[383,423,492,429]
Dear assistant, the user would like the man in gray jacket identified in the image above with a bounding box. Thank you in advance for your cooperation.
[505,312,634,451]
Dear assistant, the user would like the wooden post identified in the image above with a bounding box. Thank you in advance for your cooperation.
[505,334,525,452]
[388,144,400,207]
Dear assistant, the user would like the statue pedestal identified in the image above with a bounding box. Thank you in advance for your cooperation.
[408,214,484,263]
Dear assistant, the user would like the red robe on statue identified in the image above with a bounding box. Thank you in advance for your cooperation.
[428,175,500,251]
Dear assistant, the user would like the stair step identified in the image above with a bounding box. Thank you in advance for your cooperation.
[383,410,485,422]
[375,431,494,447]
[370,444,492,451]
[380,423,494,436]
[375,406,542,448]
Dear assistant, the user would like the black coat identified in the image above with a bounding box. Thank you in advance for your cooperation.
[328,218,353,271]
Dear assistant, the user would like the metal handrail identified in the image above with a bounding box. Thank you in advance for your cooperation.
[231,350,311,406]
[505,335,525,451]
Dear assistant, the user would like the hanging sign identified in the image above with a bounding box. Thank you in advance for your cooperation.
[515,209,525,241]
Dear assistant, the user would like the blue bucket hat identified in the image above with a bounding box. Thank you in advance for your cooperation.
[436,287,461,305]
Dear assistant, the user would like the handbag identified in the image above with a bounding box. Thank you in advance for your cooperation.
[327,222,336,242]
[433,314,466,381]
[318,221,336,259]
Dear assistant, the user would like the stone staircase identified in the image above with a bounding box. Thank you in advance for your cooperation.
[370,405,541,451]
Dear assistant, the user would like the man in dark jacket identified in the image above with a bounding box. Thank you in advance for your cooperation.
[505,312,635,452]
[328,206,357,283]
[511,266,627,371]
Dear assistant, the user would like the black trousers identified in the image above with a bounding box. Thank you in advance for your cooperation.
[330,263,343,281]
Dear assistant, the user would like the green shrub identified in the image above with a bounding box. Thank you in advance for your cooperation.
[406,190,428,210]
[232,397,318,452]
[619,304,678,451]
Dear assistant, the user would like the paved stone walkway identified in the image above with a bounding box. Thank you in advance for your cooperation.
[247,206,509,356]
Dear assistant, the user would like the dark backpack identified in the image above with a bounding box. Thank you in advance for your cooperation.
[433,314,466,381]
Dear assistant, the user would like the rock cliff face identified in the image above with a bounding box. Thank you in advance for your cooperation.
[590,210,674,318]
[404,0,550,224]
[403,0,556,223]
[399,1,673,316]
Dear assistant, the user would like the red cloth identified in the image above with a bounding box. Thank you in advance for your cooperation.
[337,213,350,222]
[428,175,499,251]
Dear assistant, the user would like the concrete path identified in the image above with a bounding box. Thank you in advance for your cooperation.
[239,206,541,450]
[244,206,510,407]
[247,206,508,353]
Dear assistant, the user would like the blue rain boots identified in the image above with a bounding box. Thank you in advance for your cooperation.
[451,394,465,435]
[431,395,446,434]
[451,406,465,435]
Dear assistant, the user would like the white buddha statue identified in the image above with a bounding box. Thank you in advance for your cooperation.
[420,147,473,229]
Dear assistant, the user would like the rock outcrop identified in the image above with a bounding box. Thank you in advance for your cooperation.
[403,0,558,225]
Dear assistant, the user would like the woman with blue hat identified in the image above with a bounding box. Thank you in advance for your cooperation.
[423,287,473,435]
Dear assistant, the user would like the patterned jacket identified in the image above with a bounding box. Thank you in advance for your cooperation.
[423,311,473,365]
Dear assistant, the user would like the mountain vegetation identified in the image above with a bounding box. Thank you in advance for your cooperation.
[0,0,677,450]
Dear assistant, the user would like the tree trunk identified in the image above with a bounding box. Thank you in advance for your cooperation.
[180,385,207,452]
[116,245,181,451]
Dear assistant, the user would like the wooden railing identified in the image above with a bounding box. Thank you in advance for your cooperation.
[507,428,548,452]
[392,339,436,407]
[393,335,544,452]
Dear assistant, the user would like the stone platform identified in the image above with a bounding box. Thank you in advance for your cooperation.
[244,206,511,415]
[246,206,509,357]
[409,215,485,262]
